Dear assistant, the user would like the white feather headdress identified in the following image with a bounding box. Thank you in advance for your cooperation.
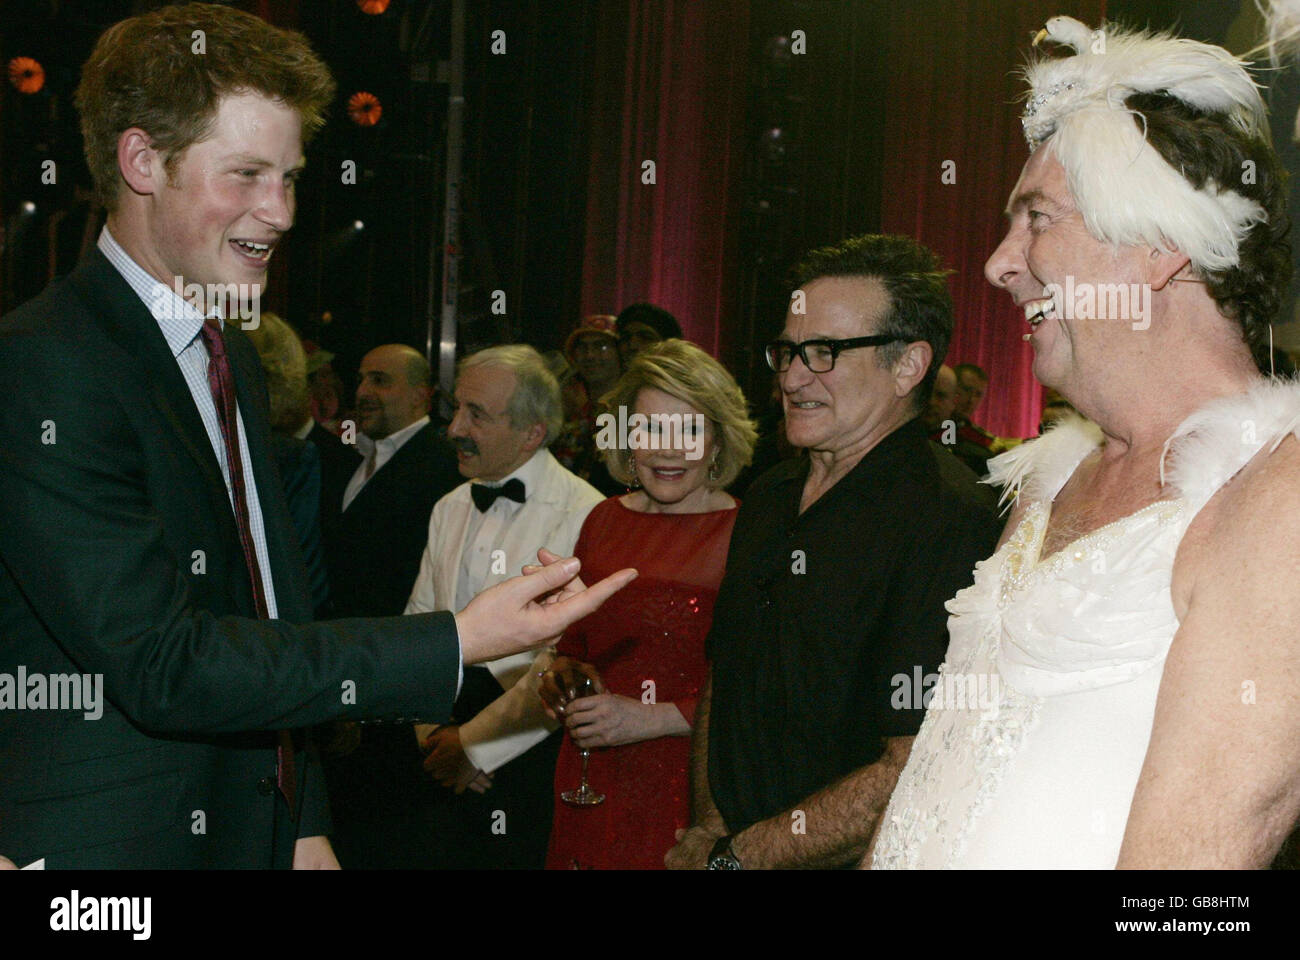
[1021,16,1269,273]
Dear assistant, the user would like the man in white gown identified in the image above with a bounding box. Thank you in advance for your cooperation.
[870,15,1300,868]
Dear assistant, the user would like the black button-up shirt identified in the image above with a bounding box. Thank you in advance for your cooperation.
[707,417,1002,832]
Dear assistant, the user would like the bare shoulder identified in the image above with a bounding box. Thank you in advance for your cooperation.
[1174,433,1300,618]
[1121,434,1300,866]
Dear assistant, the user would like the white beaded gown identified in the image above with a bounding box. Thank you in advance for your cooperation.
[871,380,1300,869]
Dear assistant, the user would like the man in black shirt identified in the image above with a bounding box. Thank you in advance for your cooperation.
[666,234,1001,869]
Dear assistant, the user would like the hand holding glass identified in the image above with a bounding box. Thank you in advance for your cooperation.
[560,675,605,807]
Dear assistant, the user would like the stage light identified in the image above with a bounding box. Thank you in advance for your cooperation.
[21,201,37,215]
[347,91,383,127]
[8,57,44,94]
[761,127,788,162]
[322,220,368,259]
[357,0,391,13]
[765,36,792,65]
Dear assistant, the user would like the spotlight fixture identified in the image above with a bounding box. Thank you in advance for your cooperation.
[357,0,391,15]
[7,57,44,94]
[347,91,383,127]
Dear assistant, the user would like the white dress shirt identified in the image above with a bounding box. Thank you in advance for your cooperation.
[405,448,604,772]
[341,414,430,511]
[98,227,278,617]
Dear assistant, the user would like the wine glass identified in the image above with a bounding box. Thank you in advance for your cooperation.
[560,675,605,807]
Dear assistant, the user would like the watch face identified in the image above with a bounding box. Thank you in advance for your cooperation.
[708,836,740,869]
[708,849,740,870]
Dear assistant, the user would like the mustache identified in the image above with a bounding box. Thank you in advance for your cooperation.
[452,437,479,456]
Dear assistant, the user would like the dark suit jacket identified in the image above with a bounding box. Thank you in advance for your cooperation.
[306,421,360,533]
[318,421,461,867]
[270,434,329,615]
[0,249,460,868]
[322,421,462,619]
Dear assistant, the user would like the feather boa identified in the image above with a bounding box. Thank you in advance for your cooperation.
[983,378,1300,517]
[1160,376,1300,512]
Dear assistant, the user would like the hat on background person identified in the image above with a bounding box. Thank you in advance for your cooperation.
[615,302,682,342]
[563,314,619,361]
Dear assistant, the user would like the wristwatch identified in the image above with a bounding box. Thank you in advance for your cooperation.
[707,834,742,870]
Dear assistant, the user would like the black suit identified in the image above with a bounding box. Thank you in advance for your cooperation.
[270,433,329,615]
[319,420,461,868]
[306,421,360,535]
[0,249,460,868]
[322,420,462,619]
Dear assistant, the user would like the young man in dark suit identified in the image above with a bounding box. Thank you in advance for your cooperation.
[0,2,632,870]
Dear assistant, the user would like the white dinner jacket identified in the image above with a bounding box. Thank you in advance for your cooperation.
[405,448,604,772]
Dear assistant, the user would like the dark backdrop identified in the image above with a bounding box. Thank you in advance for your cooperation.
[6,0,1293,434]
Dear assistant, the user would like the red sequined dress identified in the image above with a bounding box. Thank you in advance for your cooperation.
[546,496,737,869]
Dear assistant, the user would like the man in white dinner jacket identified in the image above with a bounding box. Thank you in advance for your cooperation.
[406,344,605,867]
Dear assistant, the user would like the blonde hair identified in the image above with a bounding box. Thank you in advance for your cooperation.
[245,311,309,431]
[601,339,757,489]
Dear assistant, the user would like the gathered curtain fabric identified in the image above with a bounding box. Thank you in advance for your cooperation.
[879,0,1107,438]
[579,0,750,360]
[581,0,1105,438]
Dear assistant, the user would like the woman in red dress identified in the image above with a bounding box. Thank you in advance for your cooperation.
[541,340,757,869]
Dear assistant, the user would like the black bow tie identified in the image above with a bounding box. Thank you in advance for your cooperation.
[471,477,526,512]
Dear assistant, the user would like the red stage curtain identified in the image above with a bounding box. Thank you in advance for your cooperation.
[578,0,750,359]
[880,0,1106,438]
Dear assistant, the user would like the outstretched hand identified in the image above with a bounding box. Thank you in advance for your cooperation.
[454,551,636,665]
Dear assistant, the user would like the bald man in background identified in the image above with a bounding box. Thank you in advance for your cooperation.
[320,343,464,867]
[323,344,461,618]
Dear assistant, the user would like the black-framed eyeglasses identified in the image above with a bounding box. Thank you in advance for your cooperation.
[764,335,900,373]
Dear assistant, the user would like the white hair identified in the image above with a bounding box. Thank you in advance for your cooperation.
[1022,17,1269,273]
[457,344,563,445]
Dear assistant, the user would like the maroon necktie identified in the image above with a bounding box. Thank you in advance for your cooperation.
[197,319,297,813]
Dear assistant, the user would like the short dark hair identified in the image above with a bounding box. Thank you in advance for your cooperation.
[790,234,953,410]
[953,362,988,384]
[616,303,683,341]
[1125,91,1291,373]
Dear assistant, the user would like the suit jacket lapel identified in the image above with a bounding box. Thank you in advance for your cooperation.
[344,422,430,515]
[66,250,233,517]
